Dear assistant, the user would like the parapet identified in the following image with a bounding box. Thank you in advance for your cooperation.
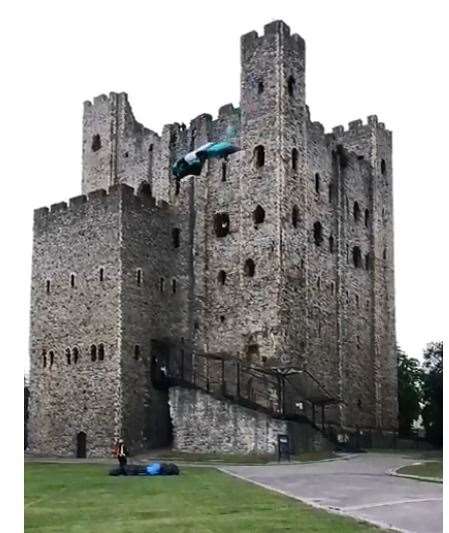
[33,182,169,229]
[241,19,305,59]
[331,115,390,139]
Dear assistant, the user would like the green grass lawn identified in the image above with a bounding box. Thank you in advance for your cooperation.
[25,463,383,532]
[397,461,443,480]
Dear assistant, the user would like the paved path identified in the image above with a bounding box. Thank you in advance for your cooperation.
[221,453,442,533]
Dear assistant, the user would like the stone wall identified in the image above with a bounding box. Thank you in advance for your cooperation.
[169,386,332,455]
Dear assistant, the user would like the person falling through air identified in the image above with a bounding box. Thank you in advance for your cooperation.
[115,438,128,474]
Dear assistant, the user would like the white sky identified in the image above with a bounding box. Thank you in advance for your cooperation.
[1,0,447,382]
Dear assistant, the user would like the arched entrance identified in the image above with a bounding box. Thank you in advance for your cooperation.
[76,431,87,458]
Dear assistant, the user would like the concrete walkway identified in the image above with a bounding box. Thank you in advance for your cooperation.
[221,453,443,533]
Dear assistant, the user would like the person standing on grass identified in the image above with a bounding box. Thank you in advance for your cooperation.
[115,438,128,474]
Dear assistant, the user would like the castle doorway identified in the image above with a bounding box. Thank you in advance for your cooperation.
[76,431,87,458]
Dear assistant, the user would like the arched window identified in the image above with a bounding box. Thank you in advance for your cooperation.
[253,205,265,225]
[352,246,362,268]
[91,134,101,152]
[292,205,299,228]
[365,253,371,271]
[329,235,335,253]
[353,201,361,222]
[257,80,264,94]
[313,221,323,246]
[287,75,296,96]
[172,279,177,294]
[73,347,79,364]
[42,350,47,368]
[66,348,71,365]
[364,209,369,227]
[254,145,265,168]
[136,269,142,286]
[90,345,97,362]
[46,280,51,294]
[217,270,227,285]
[70,274,75,288]
[134,345,140,361]
[381,158,386,175]
[49,351,54,368]
[214,213,230,237]
[99,268,104,282]
[291,148,298,171]
[98,344,104,361]
[172,228,180,248]
[221,162,227,182]
[314,173,320,193]
[244,259,255,277]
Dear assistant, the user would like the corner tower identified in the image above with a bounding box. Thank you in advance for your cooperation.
[239,21,307,364]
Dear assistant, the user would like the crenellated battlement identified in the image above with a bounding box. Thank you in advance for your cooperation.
[33,183,175,228]
[241,19,305,60]
[331,115,390,139]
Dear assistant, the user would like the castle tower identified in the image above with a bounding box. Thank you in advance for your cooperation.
[238,21,307,364]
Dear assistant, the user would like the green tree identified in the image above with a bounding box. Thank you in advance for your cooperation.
[397,347,423,436]
[421,341,443,447]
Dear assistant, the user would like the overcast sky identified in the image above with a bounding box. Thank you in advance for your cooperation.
[1,0,446,375]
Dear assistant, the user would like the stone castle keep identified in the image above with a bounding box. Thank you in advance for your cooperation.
[29,20,398,458]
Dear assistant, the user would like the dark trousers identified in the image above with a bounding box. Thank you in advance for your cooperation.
[118,455,127,474]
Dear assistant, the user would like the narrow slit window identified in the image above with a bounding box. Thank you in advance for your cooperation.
[42,350,47,368]
[66,348,71,365]
[172,279,177,294]
[287,75,296,96]
[221,161,227,182]
[46,280,51,294]
[352,246,362,268]
[172,228,180,248]
[136,269,142,286]
[98,344,104,361]
[91,134,101,152]
[160,277,165,292]
[134,345,140,361]
[70,274,75,288]
[314,173,320,193]
[254,145,265,168]
[292,205,299,228]
[99,268,104,282]
[73,347,79,364]
[253,205,265,225]
[90,345,97,362]
[257,80,264,94]
[381,159,386,175]
[244,259,255,277]
[313,221,323,246]
[329,235,335,253]
[49,351,54,368]
[218,270,227,285]
[214,213,230,238]
[291,148,298,171]
[364,209,369,227]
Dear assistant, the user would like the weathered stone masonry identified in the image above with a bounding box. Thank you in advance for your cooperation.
[29,20,397,457]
